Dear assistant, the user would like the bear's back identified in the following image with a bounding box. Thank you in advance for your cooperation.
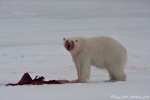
[84,36,127,68]
[87,36,126,52]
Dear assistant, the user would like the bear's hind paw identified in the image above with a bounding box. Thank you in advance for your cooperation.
[105,80,118,82]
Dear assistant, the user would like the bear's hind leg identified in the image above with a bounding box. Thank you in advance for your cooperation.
[105,71,117,82]
[105,64,127,82]
[111,68,126,81]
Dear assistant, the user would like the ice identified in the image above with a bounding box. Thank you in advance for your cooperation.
[0,0,150,100]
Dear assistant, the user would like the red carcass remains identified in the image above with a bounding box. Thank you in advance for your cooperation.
[6,73,71,86]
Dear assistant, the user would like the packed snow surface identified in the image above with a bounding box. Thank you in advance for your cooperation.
[0,0,150,100]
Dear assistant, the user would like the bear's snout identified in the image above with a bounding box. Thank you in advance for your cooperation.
[64,40,75,51]
[66,44,71,50]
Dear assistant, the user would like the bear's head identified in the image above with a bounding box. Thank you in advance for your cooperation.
[63,37,82,55]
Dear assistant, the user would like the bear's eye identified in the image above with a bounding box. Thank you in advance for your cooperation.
[71,41,73,43]
[66,40,68,42]
[76,40,78,42]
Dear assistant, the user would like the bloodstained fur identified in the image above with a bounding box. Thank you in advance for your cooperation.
[64,40,75,51]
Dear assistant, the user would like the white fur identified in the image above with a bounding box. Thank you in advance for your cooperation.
[63,36,127,83]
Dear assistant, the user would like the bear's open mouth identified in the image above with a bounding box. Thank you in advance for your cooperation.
[64,40,74,51]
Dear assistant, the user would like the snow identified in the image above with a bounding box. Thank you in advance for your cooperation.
[0,0,150,100]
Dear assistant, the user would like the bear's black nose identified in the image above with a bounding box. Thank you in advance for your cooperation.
[66,44,71,50]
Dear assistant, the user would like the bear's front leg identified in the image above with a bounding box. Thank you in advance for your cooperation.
[78,57,91,83]
[72,55,80,79]
[71,55,80,83]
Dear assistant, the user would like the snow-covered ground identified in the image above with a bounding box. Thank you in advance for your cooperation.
[0,0,150,100]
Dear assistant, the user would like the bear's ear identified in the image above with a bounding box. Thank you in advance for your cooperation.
[76,40,78,42]
[63,38,65,41]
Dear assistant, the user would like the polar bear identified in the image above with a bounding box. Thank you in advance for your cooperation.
[63,36,127,83]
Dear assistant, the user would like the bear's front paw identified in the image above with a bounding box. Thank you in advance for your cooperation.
[71,79,80,83]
